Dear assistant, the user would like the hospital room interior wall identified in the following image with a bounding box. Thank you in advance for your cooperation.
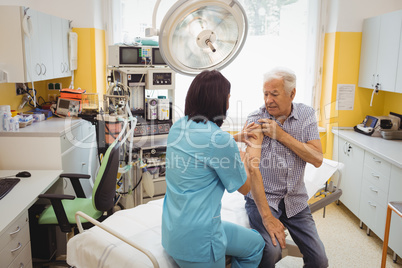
[72,28,106,95]
[320,31,387,159]
[0,0,105,109]
[320,0,402,159]
[0,79,71,112]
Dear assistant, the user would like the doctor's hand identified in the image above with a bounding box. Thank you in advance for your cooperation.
[263,215,287,249]
[258,119,285,141]
[234,122,260,144]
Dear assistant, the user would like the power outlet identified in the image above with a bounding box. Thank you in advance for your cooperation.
[15,83,27,95]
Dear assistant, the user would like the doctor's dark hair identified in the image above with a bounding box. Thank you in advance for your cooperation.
[185,70,230,127]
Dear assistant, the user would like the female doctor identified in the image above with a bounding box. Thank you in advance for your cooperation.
[162,70,264,267]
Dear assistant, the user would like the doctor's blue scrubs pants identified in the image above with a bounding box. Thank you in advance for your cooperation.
[173,221,264,268]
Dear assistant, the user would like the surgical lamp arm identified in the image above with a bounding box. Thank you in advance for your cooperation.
[145,0,161,37]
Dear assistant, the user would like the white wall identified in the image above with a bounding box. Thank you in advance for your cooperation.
[0,0,104,29]
[326,0,402,33]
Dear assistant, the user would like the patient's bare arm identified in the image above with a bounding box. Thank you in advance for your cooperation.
[246,123,287,248]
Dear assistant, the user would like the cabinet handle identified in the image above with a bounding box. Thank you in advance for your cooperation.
[41,64,46,75]
[19,263,24,268]
[347,144,352,153]
[61,62,65,73]
[369,187,378,193]
[36,63,42,75]
[10,242,22,253]
[372,157,381,164]
[9,226,21,235]
[65,63,69,72]
[368,201,376,208]
[371,172,380,179]
[371,74,375,87]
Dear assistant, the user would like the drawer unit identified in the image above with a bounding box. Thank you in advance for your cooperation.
[8,241,32,268]
[364,152,391,178]
[359,193,387,240]
[333,130,402,260]
[360,151,391,240]
[361,179,388,207]
[0,211,31,268]
[362,166,390,193]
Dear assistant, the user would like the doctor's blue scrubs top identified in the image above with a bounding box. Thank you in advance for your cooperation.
[161,116,247,263]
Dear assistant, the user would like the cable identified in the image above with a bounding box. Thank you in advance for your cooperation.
[370,83,379,107]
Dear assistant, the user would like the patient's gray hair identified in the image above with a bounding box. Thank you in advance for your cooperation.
[263,67,296,95]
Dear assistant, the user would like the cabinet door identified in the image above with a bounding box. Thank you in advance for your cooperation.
[24,9,54,81]
[376,10,402,92]
[333,136,364,217]
[51,16,64,78]
[24,8,41,81]
[37,11,53,80]
[388,165,402,258]
[395,23,402,93]
[61,19,71,75]
[51,16,70,79]
[358,16,380,90]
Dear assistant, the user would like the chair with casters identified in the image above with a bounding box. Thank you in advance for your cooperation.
[33,139,121,263]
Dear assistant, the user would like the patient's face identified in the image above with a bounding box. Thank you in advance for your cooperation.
[263,78,295,119]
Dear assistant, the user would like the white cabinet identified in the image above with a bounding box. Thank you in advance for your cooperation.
[0,212,32,268]
[51,16,71,78]
[60,120,97,196]
[358,10,402,92]
[332,129,402,259]
[388,166,402,259]
[25,8,54,81]
[0,119,98,197]
[0,6,71,82]
[359,152,391,239]
[332,136,364,216]
[395,32,402,93]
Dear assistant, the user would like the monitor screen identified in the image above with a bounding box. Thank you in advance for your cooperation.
[120,47,140,65]
[58,98,70,109]
[152,48,166,65]
[364,116,378,128]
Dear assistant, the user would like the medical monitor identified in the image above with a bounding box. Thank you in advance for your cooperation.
[152,48,166,65]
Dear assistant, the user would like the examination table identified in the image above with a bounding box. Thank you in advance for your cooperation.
[66,159,343,268]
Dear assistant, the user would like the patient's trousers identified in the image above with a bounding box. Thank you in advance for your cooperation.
[173,221,264,268]
[245,197,328,268]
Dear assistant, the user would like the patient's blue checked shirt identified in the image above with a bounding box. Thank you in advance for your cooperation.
[246,103,320,218]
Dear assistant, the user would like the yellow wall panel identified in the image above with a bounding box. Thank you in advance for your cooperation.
[94,28,106,95]
[72,28,94,92]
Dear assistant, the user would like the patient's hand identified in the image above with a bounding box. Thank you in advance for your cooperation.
[264,216,287,248]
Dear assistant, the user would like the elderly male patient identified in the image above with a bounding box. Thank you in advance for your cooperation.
[244,67,328,267]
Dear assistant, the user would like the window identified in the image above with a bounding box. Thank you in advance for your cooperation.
[110,0,321,130]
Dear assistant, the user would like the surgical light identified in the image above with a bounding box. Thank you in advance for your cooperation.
[146,0,248,76]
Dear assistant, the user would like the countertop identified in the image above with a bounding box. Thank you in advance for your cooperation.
[332,128,402,168]
[0,117,84,137]
[0,170,62,232]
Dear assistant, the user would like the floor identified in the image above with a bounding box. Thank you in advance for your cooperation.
[277,201,402,268]
[36,201,402,268]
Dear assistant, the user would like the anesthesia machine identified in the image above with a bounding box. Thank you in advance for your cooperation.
[105,45,176,208]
